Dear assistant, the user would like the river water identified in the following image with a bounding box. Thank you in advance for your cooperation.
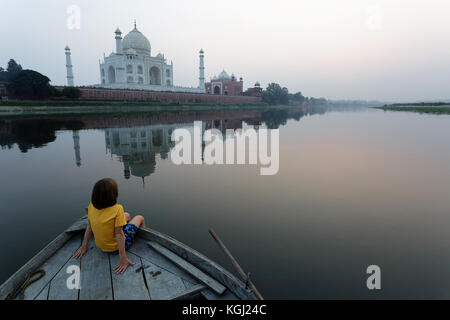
[1,105,450,299]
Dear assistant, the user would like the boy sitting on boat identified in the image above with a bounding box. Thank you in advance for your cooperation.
[73,178,146,274]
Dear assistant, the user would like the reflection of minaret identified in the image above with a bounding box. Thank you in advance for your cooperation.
[73,131,81,167]
[123,156,131,179]
[201,121,206,162]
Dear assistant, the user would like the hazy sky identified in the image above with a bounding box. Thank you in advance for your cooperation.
[1,0,450,102]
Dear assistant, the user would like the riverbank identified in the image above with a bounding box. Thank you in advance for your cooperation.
[375,103,450,115]
[0,98,267,108]
[0,99,278,118]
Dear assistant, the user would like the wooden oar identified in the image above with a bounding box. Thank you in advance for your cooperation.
[208,229,264,300]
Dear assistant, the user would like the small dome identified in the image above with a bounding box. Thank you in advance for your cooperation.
[255,82,261,87]
[123,26,151,56]
[217,70,230,80]
[65,45,71,51]
[115,27,122,34]
[200,49,204,54]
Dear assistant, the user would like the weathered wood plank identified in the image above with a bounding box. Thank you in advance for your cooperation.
[109,253,150,300]
[66,216,88,233]
[47,235,82,300]
[182,276,238,300]
[79,238,112,300]
[129,237,199,284]
[202,289,239,301]
[167,284,206,300]
[0,232,74,300]
[148,241,226,295]
[141,259,187,300]
[34,284,49,300]
[20,234,82,300]
[138,228,250,300]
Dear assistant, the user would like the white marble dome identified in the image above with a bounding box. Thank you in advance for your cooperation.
[122,27,151,56]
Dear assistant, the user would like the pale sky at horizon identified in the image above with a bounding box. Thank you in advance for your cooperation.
[1,0,450,102]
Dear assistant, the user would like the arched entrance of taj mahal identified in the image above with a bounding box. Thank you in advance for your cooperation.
[108,66,116,84]
[150,67,161,85]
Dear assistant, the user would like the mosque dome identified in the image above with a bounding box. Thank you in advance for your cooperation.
[122,26,151,56]
[217,70,231,80]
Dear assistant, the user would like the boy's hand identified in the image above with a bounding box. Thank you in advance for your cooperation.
[73,245,88,259]
[114,257,135,274]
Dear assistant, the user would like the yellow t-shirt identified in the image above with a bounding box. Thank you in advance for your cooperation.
[88,203,127,252]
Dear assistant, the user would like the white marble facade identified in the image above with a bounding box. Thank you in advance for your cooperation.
[96,22,205,93]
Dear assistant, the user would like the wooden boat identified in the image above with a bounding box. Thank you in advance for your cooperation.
[0,216,259,300]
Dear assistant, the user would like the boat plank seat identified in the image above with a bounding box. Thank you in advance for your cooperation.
[148,241,227,295]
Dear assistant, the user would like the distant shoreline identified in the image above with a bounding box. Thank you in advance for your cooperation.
[375,102,450,115]
[381,102,450,107]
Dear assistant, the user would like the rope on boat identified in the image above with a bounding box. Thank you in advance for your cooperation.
[6,270,46,300]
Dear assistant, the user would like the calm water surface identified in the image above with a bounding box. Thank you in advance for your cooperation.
[1,106,450,299]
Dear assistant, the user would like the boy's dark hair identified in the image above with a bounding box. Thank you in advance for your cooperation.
[91,178,118,210]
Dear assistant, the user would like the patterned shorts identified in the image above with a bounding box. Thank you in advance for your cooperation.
[111,224,138,255]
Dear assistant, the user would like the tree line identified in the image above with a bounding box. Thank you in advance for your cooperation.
[253,82,327,106]
[1,59,82,100]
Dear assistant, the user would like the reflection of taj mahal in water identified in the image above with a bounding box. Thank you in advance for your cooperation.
[69,113,267,183]
[104,125,181,183]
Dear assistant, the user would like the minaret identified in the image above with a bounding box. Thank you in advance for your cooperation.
[65,46,74,87]
[199,49,205,90]
[73,131,81,167]
[115,28,123,54]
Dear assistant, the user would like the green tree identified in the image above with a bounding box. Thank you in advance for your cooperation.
[49,86,62,97]
[290,92,306,104]
[7,59,22,75]
[62,86,82,99]
[262,83,290,105]
[7,70,52,99]
[308,97,328,105]
[0,59,23,82]
[0,68,6,82]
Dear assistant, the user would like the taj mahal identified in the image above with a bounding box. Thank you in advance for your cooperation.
[65,21,206,94]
